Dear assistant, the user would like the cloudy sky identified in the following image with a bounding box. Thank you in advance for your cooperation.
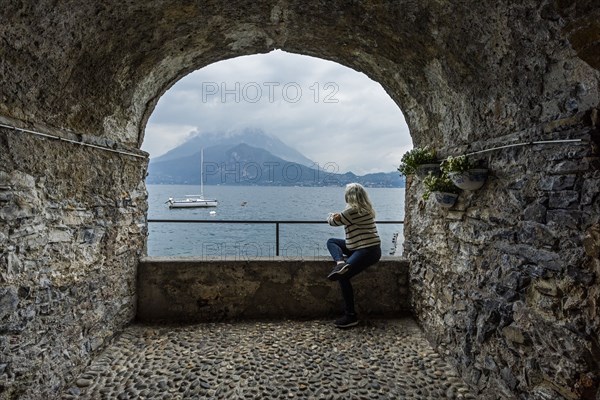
[142,50,412,175]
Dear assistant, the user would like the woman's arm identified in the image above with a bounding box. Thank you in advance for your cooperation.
[328,210,354,226]
[327,212,344,226]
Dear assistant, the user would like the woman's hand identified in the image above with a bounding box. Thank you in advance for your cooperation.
[333,213,341,222]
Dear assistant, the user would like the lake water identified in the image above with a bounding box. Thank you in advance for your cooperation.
[147,185,405,258]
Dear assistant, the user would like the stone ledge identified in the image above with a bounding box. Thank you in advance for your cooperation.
[137,257,409,322]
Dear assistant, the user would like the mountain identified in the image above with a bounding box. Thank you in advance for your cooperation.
[147,142,404,188]
[154,127,314,167]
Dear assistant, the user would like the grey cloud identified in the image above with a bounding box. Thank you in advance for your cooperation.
[143,50,411,174]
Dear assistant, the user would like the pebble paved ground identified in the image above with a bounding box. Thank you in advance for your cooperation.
[63,318,477,399]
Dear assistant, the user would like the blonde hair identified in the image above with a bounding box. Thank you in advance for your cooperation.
[344,183,376,217]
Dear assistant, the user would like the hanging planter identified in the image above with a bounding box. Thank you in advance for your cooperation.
[423,173,460,208]
[448,169,488,190]
[397,146,438,179]
[442,155,488,190]
[432,191,459,208]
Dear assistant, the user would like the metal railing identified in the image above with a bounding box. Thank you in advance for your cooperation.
[147,219,404,256]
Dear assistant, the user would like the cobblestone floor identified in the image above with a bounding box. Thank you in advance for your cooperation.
[63,318,477,399]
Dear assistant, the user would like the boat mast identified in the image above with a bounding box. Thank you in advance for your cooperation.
[200,147,204,198]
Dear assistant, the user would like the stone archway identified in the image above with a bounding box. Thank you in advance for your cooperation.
[1,1,599,399]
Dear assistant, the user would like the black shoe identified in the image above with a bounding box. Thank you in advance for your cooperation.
[334,314,358,329]
[327,263,350,281]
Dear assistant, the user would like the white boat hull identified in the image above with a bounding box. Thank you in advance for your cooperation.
[166,149,218,209]
[168,198,218,208]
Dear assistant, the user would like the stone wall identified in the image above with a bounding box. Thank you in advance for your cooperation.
[0,126,148,399]
[137,257,409,322]
[405,114,600,399]
[398,2,600,399]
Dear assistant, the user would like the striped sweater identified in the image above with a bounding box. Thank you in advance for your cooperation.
[327,207,381,250]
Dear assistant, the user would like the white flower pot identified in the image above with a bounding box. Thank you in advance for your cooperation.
[448,169,488,190]
[433,192,458,208]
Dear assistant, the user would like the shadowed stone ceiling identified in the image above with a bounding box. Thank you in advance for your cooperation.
[1,0,598,152]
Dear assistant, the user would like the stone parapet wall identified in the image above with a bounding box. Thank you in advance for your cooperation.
[0,127,148,399]
[405,119,600,399]
[137,257,409,322]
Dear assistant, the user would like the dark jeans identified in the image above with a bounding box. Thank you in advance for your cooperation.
[326,238,382,315]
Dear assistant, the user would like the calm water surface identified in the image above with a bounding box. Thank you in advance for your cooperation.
[147,185,405,258]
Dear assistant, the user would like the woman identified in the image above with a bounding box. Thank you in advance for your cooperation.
[326,183,381,328]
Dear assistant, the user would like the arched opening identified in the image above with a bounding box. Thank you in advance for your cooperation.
[141,50,411,258]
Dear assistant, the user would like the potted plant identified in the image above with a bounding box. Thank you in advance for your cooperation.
[423,172,460,208]
[397,146,439,179]
[441,155,488,190]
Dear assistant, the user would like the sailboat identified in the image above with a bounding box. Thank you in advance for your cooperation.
[167,148,218,208]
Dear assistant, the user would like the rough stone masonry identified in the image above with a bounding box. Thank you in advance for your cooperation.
[0,1,599,399]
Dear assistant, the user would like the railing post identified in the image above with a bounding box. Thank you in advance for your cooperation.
[275,222,280,256]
